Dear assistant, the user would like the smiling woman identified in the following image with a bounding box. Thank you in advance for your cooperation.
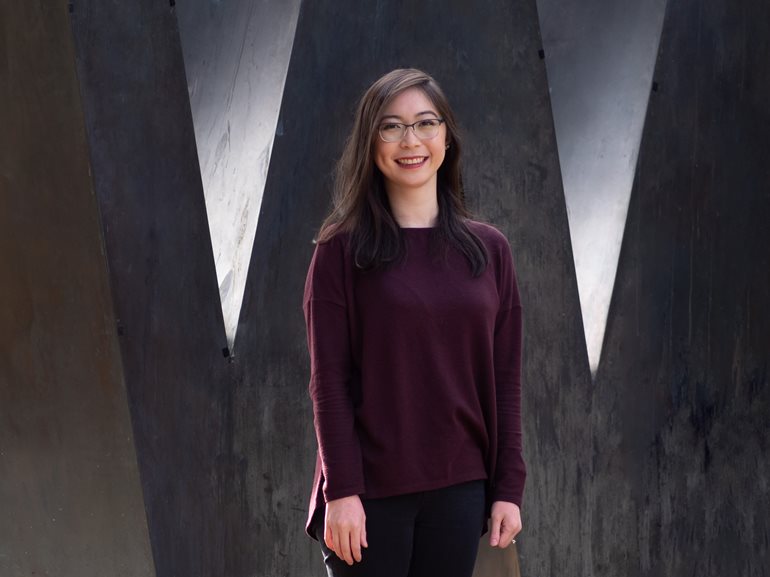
[303,69,526,577]
[373,89,448,213]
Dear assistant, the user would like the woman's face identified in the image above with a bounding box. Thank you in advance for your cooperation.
[373,87,448,197]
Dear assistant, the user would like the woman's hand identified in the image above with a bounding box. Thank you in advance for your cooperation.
[324,495,368,565]
[489,501,522,548]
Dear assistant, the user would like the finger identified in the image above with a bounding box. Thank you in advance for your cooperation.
[333,527,343,557]
[489,514,502,547]
[498,521,515,549]
[339,529,354,566]
[361,521,368,549]
[351,526,362,562]
[502,515,523,549]
[325,525,335,553]
[331,527,344,561]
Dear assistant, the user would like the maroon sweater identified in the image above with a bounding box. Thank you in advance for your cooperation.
[303,220,526,534]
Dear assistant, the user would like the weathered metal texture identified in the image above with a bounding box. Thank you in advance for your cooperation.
[234,1,591,576]
[591,0,770,574]
[0,2,155,576]
[68,2,232,576]
[175,0,301,348]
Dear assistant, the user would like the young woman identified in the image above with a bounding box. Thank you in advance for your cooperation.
[303,68,526,577]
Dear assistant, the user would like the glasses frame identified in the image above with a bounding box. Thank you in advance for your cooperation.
[377,118,446,143]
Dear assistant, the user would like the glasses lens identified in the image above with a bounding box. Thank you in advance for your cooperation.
[415,119,441,139]
[380,123,404,142]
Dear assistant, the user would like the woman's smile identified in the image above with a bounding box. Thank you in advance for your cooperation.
[395,155,429,168]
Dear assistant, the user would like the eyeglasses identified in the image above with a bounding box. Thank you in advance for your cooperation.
[378,118,445,142]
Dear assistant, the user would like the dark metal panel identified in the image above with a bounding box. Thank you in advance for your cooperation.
[234,1,592,575]
[0,2,155,575]
[594,0,770,574]
[68,2,231,576]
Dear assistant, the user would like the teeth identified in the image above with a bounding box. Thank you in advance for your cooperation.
[397,157,426,165]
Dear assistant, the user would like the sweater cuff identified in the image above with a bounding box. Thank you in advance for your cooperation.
[322,482,367,503]
[491,451,527,507]
[320,448,366,503]
[489,486,525,509]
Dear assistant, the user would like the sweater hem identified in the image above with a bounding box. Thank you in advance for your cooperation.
[359,468,488,501]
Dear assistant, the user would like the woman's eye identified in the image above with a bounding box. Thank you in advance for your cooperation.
[418,119,439,128]
[381,123,401,131]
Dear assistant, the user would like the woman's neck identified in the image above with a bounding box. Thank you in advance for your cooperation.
[386,185,439,228]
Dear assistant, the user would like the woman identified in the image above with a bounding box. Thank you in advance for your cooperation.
[303,68,525,577]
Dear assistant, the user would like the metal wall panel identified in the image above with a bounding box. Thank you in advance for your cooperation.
[68,2,231,576]
[591,0,770,574]
[0,2,155,576]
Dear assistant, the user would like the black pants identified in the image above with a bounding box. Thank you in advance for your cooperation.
[314,480,486,577]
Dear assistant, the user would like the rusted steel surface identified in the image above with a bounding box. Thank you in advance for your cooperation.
[0,2,154,575]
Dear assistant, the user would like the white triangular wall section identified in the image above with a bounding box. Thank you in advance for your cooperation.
[536,0,668,376]
[176,0,302,349]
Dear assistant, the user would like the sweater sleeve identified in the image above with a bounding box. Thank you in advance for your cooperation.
[303,236,366,502]
[490,236,527,506]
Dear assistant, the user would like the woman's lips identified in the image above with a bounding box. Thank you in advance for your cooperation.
[395,156,428,168]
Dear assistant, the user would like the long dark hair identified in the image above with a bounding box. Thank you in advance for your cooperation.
[317,68,487,276]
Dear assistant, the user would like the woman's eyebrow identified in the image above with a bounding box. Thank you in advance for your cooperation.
[379,111,439,121]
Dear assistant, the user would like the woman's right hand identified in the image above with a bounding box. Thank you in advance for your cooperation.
[324,494,368,565]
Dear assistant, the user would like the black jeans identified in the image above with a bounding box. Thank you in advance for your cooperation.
[314,480,486,577]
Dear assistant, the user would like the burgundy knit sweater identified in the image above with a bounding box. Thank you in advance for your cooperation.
[303,220,526,535]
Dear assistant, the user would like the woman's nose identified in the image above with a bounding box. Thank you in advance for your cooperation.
[400,126,421,146]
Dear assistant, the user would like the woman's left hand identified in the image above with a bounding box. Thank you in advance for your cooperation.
[489,501,522,548]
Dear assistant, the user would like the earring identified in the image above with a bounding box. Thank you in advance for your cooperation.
[445,143,450,150]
